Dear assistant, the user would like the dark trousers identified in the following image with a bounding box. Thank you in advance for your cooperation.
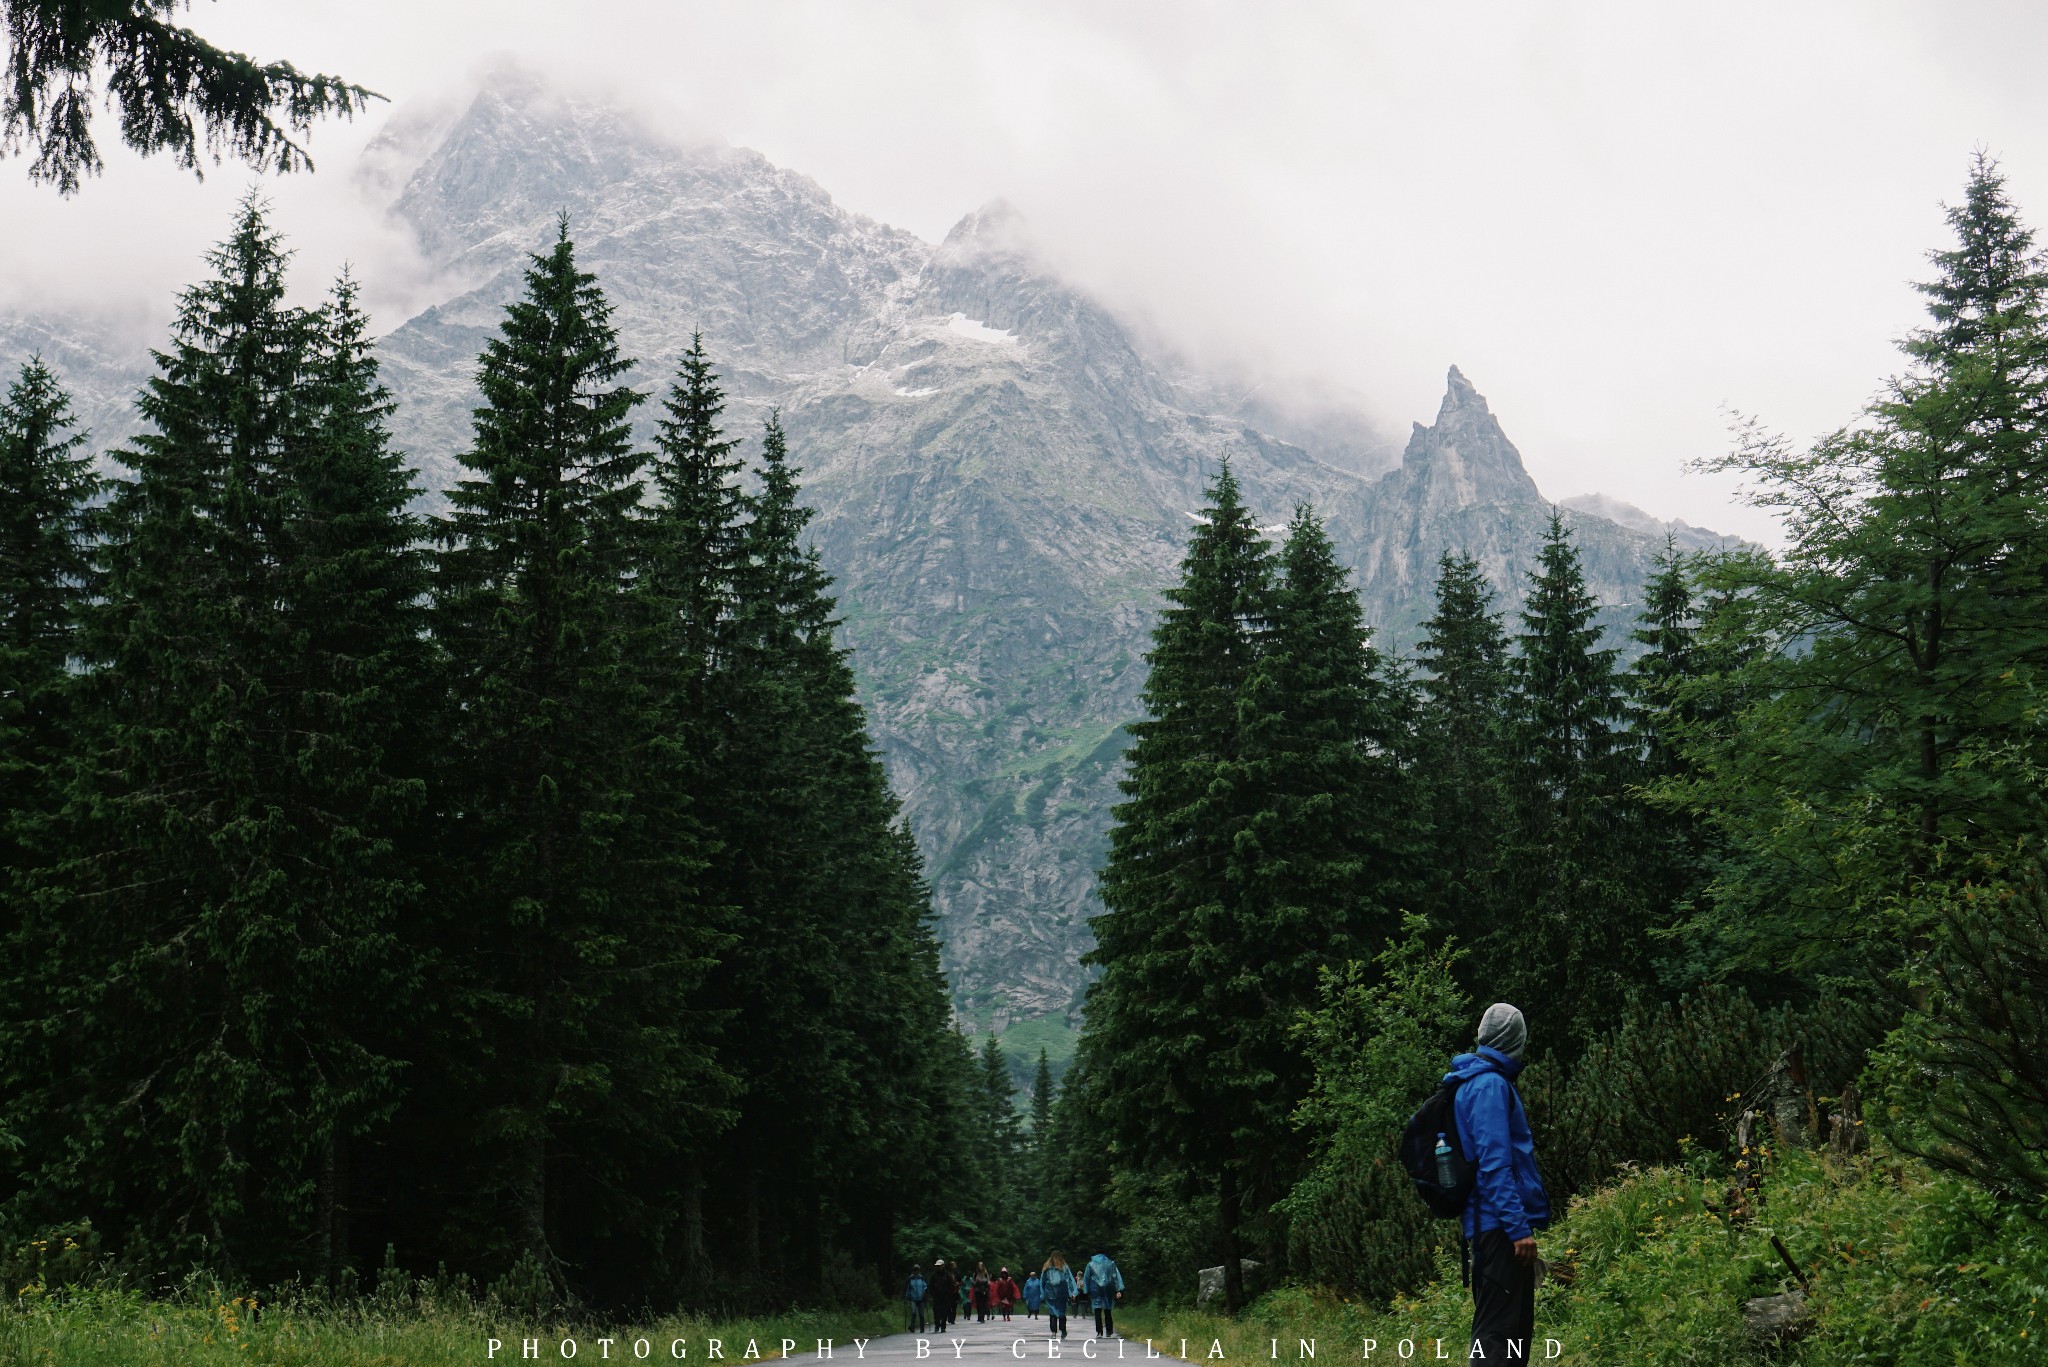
[909,1301,927,1333]
[1048,1306,1068,1336]
[1092,1305,1114,1337]
[1469,1230,1536,1361]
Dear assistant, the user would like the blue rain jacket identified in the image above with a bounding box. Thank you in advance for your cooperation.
[1444,1045,1550,1242]
[1082,1254,1123,1309]
[1040,1264,1076,1309]
[1023,1274,1042,1310]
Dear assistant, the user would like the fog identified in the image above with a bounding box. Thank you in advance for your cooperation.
[8,1,2048,544]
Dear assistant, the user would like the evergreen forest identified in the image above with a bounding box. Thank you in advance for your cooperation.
[0,201,1025,1314]
[4,156,2048,1363]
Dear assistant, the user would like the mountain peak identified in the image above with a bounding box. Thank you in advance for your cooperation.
[1397,365,1540,509]
[1442,363,1484,409]
[939,199,1034,261]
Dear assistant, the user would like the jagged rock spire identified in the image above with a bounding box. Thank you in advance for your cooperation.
[1399,365,1542,511]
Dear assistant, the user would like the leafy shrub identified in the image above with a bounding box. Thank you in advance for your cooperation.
[1102,1165,1219,1308]
[1875,871,2048,1205]
[2,1217,100,1302]
[1280,915,1468,1300]
[1144,1140,2048,1365]
[1280,941,1896,1307]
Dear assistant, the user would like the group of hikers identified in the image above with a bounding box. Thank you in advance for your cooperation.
[904,1251,1124,1339]
[899,1004,1546,1363]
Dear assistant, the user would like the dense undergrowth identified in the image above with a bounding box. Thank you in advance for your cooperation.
[1127,1140,2046,1365]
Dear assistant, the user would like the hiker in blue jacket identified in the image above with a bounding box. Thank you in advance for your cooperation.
[1082,1251,1124,1339]
[1444,1002,1550,1364]
[1039,1252,1077,1339]
[905,1266,930,1333]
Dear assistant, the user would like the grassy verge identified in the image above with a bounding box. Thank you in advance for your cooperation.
[1123,1140,2045,1365]
[0,1285,898,1367]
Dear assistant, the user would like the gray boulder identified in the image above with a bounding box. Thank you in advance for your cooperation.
[1196,1259,1262,1309]
[1742,1289,1810,1345]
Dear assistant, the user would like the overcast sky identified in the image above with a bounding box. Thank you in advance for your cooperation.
[8,1,2047,543]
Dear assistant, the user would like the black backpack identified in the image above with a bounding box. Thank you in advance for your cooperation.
[1400,1078,1475,1218]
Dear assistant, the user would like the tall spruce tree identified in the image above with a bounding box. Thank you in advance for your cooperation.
[0,357,98,1197]
[649,332,746,670]
[1223,503,1415,1245]
[1027,1047,1056,1246]
[1624,540,1716,988]
[272,271,432,1279]
[1628,540,1699,784]
[1412,553,1512,952]
[2,201,425,1278]
[682,408,956,1295]
[1029,1049,1055,1145]
[429,218,723,1290]
[637,337,752,1290]
[1083,461,1273,1310]
[16,200,317,1272]
[1686,154,2048,976]
[978,1035,1024,1245]
[0,355,97,894]
[1495,512,1651,1050]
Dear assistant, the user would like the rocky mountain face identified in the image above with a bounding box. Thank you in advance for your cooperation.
[0,82,1730,1037]
[1558,491,1731,552]
[1324,368,1731,648]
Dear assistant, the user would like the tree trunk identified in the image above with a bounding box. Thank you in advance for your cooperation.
[518,1124,550,1267]
[680,1156,709,1293]
[873,1197,895,1298]
[314,1132,335,1281]
[1220,1166,1245,1313]
[743,1156,763,1280]
[315,1131,350,1283]
[802,1183,825,1299]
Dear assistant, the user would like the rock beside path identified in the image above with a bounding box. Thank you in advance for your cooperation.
[1742,1289,1810,1345]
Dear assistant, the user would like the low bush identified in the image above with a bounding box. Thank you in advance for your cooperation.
[1132,1137,2047,1365]
[1525,982,1889,1205]
[1282,916,1893,1307]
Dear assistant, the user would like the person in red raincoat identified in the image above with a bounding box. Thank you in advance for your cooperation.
[992,1268,1021,1322]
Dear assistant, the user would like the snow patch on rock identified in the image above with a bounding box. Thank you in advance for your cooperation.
[946,313,1018,345]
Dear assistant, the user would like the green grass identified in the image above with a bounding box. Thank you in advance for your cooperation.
[1123,1139,2047,1365]
[0,1282,898,1367]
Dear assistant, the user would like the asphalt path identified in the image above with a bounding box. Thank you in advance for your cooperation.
[843,1311,1172,1367]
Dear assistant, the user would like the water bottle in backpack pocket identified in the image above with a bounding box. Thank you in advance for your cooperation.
[1400,1079,1475,1217]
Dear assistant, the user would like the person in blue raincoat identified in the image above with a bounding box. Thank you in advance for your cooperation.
[1022,1269,1043,1318]
[904,1266,930,1333]
[1444,1002,1550,1364]
[1081,1250,1124,1338]
[1038,1251,1077,1339]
